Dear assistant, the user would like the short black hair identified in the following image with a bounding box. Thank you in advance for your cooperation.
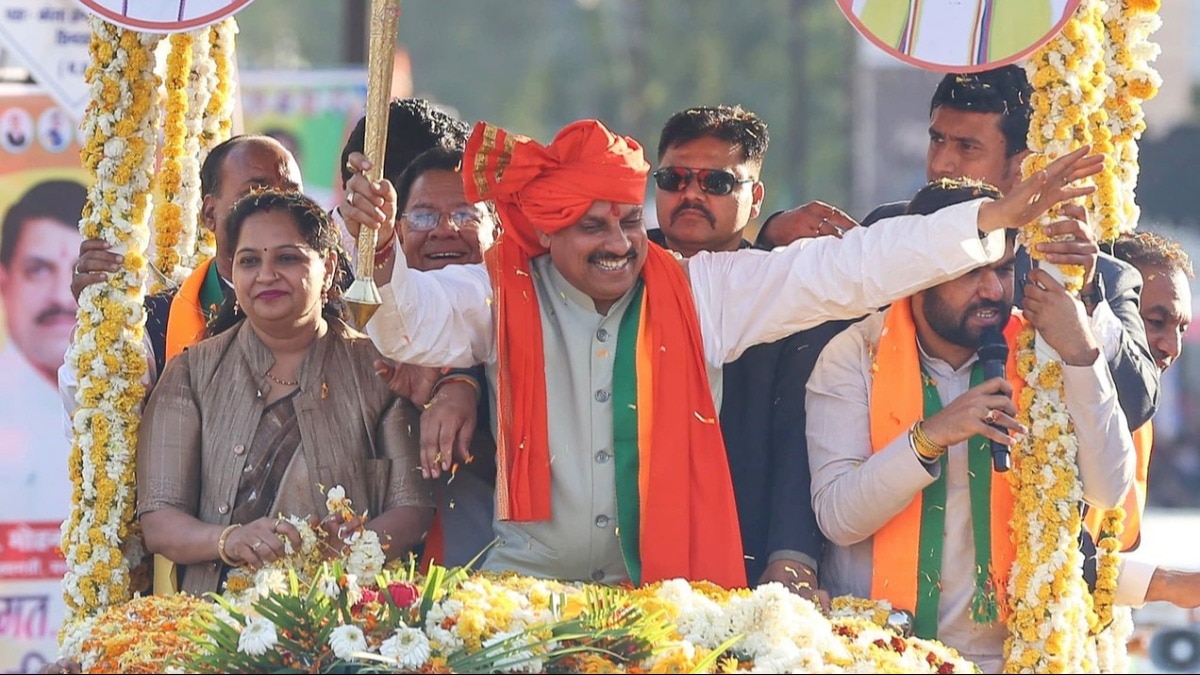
[930,65,1032,157]
[199,134,280,197]
[339,98,469,189]
[394,146,473,209]
[1113,231,1194,280]
[908,177,1003,216]
[656,105,769,169]
[1,179,87,267]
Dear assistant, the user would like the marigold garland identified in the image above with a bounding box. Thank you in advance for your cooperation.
[148,31,193,289]
[195,18,239,261]
[62,17,160,623]
[1100,0,1163,241]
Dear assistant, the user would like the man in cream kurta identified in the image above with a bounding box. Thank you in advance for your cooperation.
[351,120,1099,586]
[369,199,1005,582]
[805,181,1134,670]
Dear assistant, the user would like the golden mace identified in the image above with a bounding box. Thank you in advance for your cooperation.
[343,0,401,328]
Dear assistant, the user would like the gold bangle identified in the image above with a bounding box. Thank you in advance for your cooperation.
[911,421,947,463]
[217,523,242,567]
[431,373,482,400]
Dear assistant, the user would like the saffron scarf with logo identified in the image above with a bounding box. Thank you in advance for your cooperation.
[868,297,1023,637]
[463,119,745,588]
[165,257,225,360]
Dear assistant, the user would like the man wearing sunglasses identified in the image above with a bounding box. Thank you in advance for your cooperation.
[646,105,856,605]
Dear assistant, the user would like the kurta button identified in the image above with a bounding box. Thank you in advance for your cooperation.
[595,450,610,464]
[218,503,229,514]
[595,515,610,528]
[594,389,610,402]
[596,328,610,342]
[233,444,245,455]
[591,569,604,582]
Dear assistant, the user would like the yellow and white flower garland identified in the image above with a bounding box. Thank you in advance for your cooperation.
[195,18,238,261]
[148,31,193,289]
[1006,2,1107,672]
[1101,0,1163,240]
[63,17,160,622]
[174,28,212,271]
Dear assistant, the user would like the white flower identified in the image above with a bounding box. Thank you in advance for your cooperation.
[328,624,368,659]
[345,529,386,578]
[380,626,431,670]
[237,616,278,656]
[317,573,340,600]
[325,485,348,513]
[254,568,288,597]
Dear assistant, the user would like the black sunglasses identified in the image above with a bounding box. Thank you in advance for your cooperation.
[652,167,755,196]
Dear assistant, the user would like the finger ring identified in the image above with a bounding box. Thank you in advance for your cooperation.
[984,409,997,424]
[252,540,264,551]
[73,263,83,275]
[347,192,355,206]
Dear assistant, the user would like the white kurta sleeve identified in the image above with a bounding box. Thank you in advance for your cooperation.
[1062,355,1136,509]
[688,198,1005,365]
[365,253,495,368]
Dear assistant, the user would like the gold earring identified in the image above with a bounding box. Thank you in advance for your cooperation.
[233,300,241,314]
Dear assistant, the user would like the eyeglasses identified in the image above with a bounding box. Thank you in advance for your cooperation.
[401,208,487,232]
[652,167,755,196]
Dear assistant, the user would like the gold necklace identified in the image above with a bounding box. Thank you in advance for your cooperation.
[265,370,299,387]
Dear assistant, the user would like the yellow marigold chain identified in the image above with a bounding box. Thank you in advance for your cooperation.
[62,18,159,625]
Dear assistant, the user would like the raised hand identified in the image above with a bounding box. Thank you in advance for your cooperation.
[1022,268,1101,367]
[341,151,397,243]
[977,145,1105,233]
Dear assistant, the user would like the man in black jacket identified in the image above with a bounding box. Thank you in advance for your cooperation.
[763,66,1158,431]
[648,105,847,603]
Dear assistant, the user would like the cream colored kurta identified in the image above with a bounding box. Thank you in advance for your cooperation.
[807,310,1135,671]
[367,199,1007,584]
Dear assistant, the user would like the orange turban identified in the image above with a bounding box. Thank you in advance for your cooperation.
[463,119,746,588]
[465,119,649,254]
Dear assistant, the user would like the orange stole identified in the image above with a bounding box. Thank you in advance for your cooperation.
[1084,422,1152,551]
[868,298,1023,615]
[165,258,215,360]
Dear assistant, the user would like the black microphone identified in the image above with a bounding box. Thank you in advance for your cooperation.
[977,327,1011,473]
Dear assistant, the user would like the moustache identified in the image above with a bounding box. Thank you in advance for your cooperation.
[588,249,638,265]
[672,201,714,224]
[35,305,76,325]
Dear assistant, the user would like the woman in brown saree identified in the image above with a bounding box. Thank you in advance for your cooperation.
[136,189,432,595]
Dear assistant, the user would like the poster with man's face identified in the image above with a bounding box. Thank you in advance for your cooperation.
[0,83,86,673]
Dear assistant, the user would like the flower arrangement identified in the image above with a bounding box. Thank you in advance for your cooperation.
[62,17,161,621]
[62,487,980,674]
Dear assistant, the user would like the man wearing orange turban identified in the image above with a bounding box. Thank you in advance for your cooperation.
[343,118,1100,590]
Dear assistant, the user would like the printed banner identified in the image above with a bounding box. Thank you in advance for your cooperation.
[0,1,91,123]
[0,83,86,672]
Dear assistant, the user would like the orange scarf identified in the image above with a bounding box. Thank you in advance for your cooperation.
[868,297,1022,616]
[164,258,217,360]
[464,119,745,587]
[1083,422,1152,551]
